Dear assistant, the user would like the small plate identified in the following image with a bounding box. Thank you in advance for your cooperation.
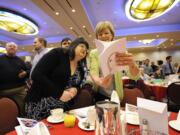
[169,120,180,131]
[126,113,139,125]
[47,115,64,123]
[78,120,95,131]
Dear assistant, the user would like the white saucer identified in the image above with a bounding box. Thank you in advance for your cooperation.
[126,113,139,125]
[78,120,95,131]
[169,120,180,131]
[47,115,64,123]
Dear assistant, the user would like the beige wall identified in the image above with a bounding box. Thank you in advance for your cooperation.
[132,49,180,64]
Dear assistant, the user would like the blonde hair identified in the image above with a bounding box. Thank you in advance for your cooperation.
[95,21,115,40]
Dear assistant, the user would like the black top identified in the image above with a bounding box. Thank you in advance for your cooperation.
[25,48,86,103]
[0,54,29,90]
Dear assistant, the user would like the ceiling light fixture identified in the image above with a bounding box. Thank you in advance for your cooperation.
[55,12,59,15]
[72,9,76,13]
[0,8,38,35]
[139,39,155,44]
[125,0,179,22]
[0,46,6,53]
[65,0,76,13]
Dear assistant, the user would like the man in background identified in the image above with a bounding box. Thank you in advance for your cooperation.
[60,37,72,49]
[30,37,49,77]
[162,56,174,76]
[0,42,29,116]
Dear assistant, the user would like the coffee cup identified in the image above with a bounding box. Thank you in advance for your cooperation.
[50,108,64,120]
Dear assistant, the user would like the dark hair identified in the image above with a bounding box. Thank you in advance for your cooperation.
[61,37,72,45]
[37,37,47,47]
[166,56,172,60]
[68,37,89,61]
[157,60,163,65]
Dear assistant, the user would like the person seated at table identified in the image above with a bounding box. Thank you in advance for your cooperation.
[25,37,93,120]
[153,68,164,79]
[139,68,151,81]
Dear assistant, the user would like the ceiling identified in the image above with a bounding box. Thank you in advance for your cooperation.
[0,0,180,56]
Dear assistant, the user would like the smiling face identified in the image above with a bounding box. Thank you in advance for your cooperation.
[6,43,17,56]
[97,28,113,42]
[75,43,88,61]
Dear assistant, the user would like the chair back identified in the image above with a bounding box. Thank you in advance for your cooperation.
[123,88,144,106]
[167,81,180,104]
[0,98,19,134]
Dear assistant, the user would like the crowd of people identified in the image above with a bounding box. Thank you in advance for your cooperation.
[137,57,180,81]
[0,21,179,120]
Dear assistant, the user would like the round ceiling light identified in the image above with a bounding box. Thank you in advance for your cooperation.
[0,9,39,35]
[125,0,179,22]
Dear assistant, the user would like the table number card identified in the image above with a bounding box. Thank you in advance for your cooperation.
[137,98,168,134]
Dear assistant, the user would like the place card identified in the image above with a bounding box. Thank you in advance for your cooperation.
[137,98,168,134]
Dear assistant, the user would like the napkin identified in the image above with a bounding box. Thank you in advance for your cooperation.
[110,90,120,104]
[27,122,50,135]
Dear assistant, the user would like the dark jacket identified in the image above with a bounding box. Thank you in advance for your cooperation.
[25,48,85,103]
[0,54,29,90]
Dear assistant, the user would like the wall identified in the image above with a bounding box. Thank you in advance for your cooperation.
[132,49,180,64]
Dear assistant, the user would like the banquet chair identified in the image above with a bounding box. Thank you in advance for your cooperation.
[167,81,180,112]
[123,79,136,89]
[121,88,144,107]
[0,97,19,134]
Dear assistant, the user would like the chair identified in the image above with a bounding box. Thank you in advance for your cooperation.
[136,79,154,99]
[123,79,136,89]
[0,97,19,134]
[167,81,180,112]
[121,88,144,107]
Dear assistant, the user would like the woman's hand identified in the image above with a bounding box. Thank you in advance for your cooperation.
[59,87,77,102]
[91,75,113,89]
[115,52,139,76]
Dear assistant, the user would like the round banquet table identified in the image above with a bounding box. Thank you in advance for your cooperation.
[6,112,179,135]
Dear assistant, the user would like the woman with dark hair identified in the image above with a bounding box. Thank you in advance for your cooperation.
[25,37,93,120]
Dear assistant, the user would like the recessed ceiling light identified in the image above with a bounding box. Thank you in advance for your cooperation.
[82,25,86,28]
[23,8,27,11]
[55,12,59,15]
[72,9,76,12]
[156,35,160,37]
[70,27,73,30]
